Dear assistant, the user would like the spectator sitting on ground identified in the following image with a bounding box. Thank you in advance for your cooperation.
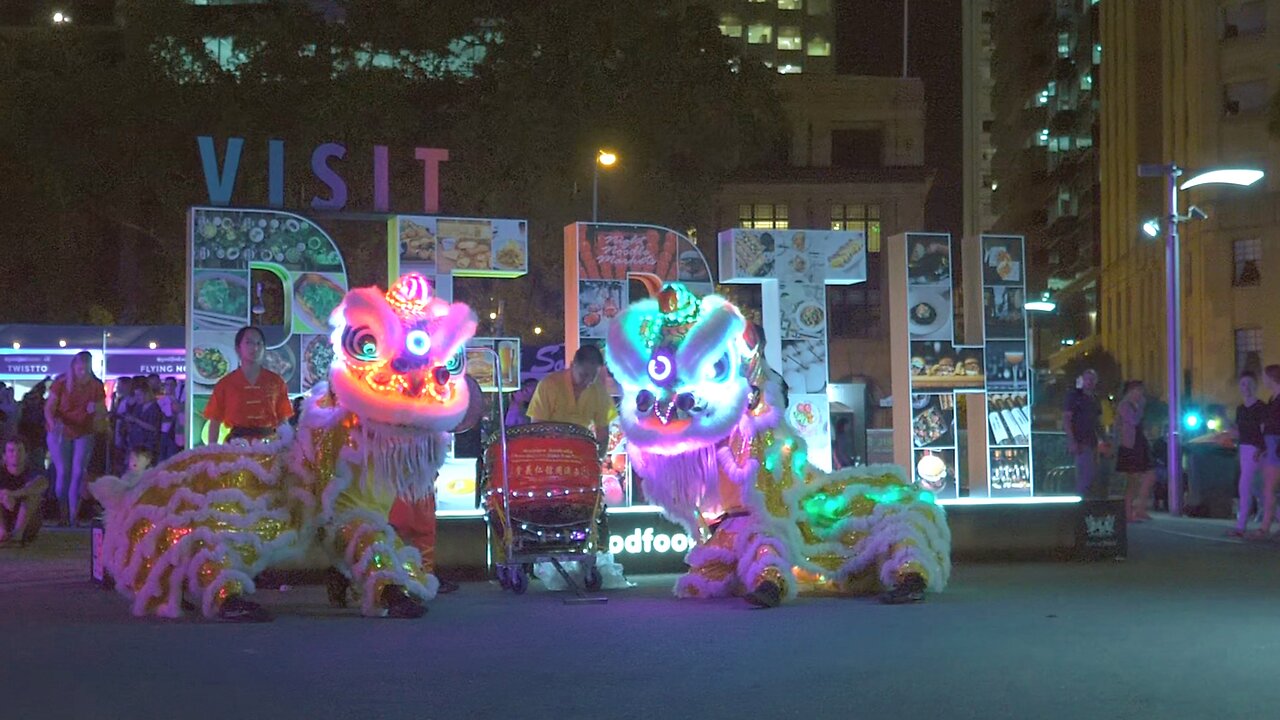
[0,438,49,547]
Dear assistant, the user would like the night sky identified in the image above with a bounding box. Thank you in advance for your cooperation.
[837,0,962,233]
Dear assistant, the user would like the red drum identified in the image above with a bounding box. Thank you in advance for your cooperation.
[484,422,602,529]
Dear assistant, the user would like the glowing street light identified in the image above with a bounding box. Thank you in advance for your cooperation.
[58,340,67,347]
[1180,168,1265,190]
[1137,162,1265,516]
[1141,218,1161,238]
[148,341,158,350]
[488,311,498,320]
[11,342,19,350]
[1026,292,1056,313]
[533,326,543,335]
[52,11,71,24]
[593,149,619,223]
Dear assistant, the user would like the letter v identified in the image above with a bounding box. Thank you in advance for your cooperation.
[197,136,244,206]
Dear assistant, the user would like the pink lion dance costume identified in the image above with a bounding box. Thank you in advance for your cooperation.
[92,274,477,621]
[604,283,950,607]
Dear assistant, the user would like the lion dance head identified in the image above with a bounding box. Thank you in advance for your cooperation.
[605,283,772,456]
[327,273,478,430]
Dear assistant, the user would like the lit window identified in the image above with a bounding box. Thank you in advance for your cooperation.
[777,26,802,50]
[830,204,881,253]
[777,63,803,74]
[1057,31,1071,58]
[747,24,773,44]
[808,0,831,14]
[1236,327,1263,376]
[1077,135,1093,148]
[748,0,767,3]
[1233,238,1262,286]
[739,204,789,230]
[807,35,831,56]
[719,15,743,38]
[1092,43,1101,64]
[778,0,802,9]
[1081,72,1093,90]
[1036,128,1049,146]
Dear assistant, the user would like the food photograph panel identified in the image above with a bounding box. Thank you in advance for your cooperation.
[676,237,713,283]
[983,286,1026,340]
[262,335,301,395]
[825,232,866,283]
[490,220,528,274]
[914,449,957,498]
[397,216,438,274]
[732,230,776,278]
[909,340,985,391]
[300,334,335,393]
[987,392,1032,447]
[907,285,954,341]
[578,280,625,339]
[906,235,951,286]
[985,340,1030,391]
[436,218,494,273]
[191,331,237,389]
[192,269,251,332]
[780,337,828,394]
[779,285,827,341]
[912,393,956,449]
[989,447,1032,497]
[981,237,1024,287]
[291,272,347,334]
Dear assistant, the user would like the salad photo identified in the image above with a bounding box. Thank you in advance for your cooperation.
[191,337,235,386]
[293,273,346,332]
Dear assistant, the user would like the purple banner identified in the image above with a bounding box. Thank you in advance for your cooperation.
[0,352,77,378]
[105,351,187,378]
[522,344,565,382]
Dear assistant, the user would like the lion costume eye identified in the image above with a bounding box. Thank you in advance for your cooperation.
[342,326,379,363]
[702,353,731,383]
[445,347,464,375]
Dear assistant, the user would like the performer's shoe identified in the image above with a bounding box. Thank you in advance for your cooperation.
[880,572,927,605]
[219,596,273,623]
[382,585,427,619]
[325,567,351,609]
[744,580,783,609]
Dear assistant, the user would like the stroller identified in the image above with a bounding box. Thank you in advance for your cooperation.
[482,421,607,599]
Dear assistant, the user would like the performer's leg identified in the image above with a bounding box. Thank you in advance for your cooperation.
[389,495,437,574]
[674,525,740,599]
[331,507,438,617]
[732,516,794,608]
[830,498,950,603]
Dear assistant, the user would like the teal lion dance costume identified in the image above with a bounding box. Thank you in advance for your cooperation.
[604,284,950,606]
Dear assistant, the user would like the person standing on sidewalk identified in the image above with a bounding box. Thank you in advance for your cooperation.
[1063,369,1103,498]
[44,351,106,527]
[1248,365,1280,539]
[1227,371,1267,537]
[1115,381,1155,522]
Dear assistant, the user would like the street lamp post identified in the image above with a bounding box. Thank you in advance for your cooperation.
[1137,163,1264,516]
[593,149,617,223]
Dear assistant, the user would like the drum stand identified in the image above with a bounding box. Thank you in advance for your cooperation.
[477,347,607,605]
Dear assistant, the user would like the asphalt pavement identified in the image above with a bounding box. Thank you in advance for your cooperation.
[2,516,1278,720]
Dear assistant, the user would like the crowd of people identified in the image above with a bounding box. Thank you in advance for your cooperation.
[1065,365,1280,533]
[0,350,187,546]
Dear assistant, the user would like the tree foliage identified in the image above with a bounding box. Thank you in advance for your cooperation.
[0,0,785,342]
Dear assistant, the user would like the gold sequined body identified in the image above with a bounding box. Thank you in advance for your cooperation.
[95,392,436,619]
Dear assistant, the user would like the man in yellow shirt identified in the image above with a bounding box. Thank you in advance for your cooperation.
[527,344,615,458]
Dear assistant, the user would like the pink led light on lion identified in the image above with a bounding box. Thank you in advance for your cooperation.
[91,274,478,622]
[605,283,951,607]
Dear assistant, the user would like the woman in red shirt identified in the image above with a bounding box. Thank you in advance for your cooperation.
[43,351,106,526]
[204,327,293,444]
